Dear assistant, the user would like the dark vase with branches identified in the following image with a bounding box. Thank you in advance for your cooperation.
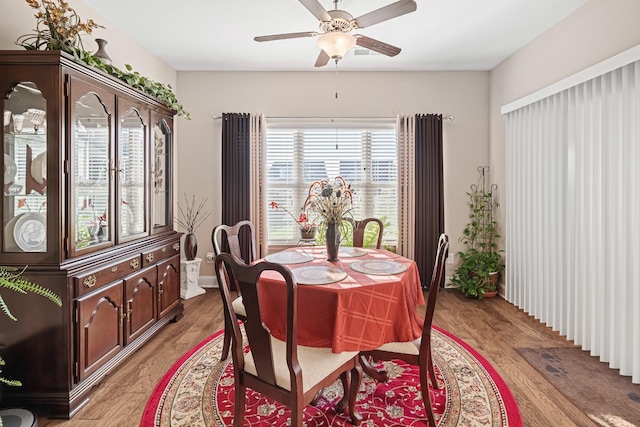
[176,194,211,261]
[451,166,504,299]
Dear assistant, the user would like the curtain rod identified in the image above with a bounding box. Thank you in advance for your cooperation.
[211,115,454,121]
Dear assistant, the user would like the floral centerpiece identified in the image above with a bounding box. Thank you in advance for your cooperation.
[303,176,354,261]
[269,201,316,239]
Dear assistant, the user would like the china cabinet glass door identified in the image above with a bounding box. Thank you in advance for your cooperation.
[151,113,172,233]
[70,80,113,255]
[2,81,48,253]
[118,102,147,241]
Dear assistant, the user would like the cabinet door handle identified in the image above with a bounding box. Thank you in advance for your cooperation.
[173,243,180,251]
[127,301,132,320]
[119,305,125,328]
[83,275,97,288]
[111,266,118,273]
[130,259,139,269]
[146,253,154,263]
[110,160,123,180]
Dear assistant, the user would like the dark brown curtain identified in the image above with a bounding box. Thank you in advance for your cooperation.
[221,113,252,263]
[415,114,445,288]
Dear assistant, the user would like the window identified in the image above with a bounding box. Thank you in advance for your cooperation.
[266,120,397,246]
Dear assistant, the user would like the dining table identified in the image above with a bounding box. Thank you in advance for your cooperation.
[258,246,425,355]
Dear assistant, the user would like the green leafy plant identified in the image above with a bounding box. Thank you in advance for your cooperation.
[16,0,190,119]
[451,166,504,299]
[0,266,62,402]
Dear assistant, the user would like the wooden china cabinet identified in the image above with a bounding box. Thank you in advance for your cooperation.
[0,51,183,418]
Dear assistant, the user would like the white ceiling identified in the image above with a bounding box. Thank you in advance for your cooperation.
[82,0,588,72]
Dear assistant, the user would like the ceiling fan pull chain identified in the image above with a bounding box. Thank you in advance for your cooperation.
[335,60,339,99]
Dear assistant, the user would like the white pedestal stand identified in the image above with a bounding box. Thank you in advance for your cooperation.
[180,258,205,299]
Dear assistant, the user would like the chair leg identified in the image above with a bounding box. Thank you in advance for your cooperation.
[336,372,349,412]
[428,349,440,389]
[347,364,363,426]
[233,382,246,427]
[419,366,437,427]
[358,354,389,382]
[291,397,303,427]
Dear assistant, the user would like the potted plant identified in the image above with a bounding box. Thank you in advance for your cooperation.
[451,166,504,299]
[0,265,62,427]
[269,201,317,241]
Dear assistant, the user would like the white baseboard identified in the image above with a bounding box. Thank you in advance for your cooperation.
[444,276,457,289]
[199,275,218,288]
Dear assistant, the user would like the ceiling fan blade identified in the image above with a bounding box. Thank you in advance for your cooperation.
[314,50,330,67]
[354,0,417,28]
[299,0,331,22]
[355,35,401,57]
[254,31,319,42]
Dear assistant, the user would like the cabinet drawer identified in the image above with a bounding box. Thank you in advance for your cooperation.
[74,255,142,297]
[141,241,181,267]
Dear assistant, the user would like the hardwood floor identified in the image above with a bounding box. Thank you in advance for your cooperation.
[37,288,598,426]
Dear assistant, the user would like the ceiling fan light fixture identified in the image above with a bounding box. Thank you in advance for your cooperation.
[316,32,356,59]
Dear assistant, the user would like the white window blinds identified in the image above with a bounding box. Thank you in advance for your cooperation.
[265,120,397,246]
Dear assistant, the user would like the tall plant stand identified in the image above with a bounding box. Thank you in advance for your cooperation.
[180,258,205,299]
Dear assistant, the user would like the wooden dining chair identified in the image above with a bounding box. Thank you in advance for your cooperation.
[359,233,449,427]
[214,253,363,427]
[346,217,384,249]
[211,220,256,360]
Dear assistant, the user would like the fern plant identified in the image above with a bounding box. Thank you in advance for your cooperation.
[0,266,62,403]
[0,266,61,321]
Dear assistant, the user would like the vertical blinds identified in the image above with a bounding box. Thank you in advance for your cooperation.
[505,59,640,383]
[266,122,397,246]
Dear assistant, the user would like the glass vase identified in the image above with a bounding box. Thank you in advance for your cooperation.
[325,221,341,262]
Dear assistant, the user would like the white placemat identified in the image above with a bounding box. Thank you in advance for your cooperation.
[291,265,348,285]
[265,251,315,265]
[349,259,408,275]
[321,246,368,257]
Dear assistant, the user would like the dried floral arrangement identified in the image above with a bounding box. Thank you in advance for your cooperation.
[15,0,190,118]
[175,194,211,235]
[303,176,354,225]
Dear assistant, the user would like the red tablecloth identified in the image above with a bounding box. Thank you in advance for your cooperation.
[258,247,425,353]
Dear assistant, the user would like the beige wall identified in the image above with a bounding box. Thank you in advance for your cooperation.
[489,0,640,260]
[177,71,490,276]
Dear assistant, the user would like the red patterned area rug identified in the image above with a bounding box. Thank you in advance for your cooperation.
[141,326,522,426]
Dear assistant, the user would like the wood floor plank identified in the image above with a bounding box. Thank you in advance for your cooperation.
[35,288,613,426]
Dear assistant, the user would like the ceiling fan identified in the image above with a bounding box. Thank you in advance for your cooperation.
[254,0,417,67]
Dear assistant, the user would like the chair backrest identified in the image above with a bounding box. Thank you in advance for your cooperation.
[346,217,384,249]
[421,234,449,343]
[212,220,257,264]
[214,252,299,388]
